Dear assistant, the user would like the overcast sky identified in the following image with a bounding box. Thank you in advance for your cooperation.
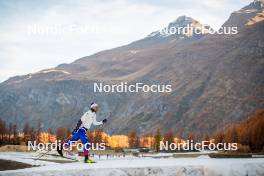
[0,0,252,82]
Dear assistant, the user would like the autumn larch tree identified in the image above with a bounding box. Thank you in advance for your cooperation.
[154,128,162,152]
[128,130,139,149]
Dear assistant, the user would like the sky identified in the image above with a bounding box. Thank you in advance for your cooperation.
[0,0,252,82]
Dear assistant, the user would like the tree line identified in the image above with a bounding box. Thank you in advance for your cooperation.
[0,120,43,146]
[213,108,264,153]
[127,109,264,153]
[0,108,263,153]
[0,120,20,145]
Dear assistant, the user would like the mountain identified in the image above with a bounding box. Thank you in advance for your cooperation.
[223,0,264,27]
[0,1,264,137]
[147,15,211,38]
[127,15,211,49]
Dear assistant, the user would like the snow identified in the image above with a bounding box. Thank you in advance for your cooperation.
[129,50,140,54]
[0,152,264,176]
[0,152,59,166]
[147,31,160,37]
[37,69,71,75]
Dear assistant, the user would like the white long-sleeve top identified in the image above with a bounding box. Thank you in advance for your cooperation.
[80,110,103,129]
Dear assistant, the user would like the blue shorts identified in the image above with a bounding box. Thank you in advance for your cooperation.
[64,127,89,155]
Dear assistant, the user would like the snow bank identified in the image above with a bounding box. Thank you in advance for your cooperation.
[0,152,264,176]
[0,152,58,166]
[0,166,217,176]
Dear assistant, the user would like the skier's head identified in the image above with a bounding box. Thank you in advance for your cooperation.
[90,102,99,112]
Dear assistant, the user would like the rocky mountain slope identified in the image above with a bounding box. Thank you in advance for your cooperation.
[0,0,263,137]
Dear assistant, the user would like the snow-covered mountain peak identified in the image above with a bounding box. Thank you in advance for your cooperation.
[223,0,264,27]
[147,16,211,39]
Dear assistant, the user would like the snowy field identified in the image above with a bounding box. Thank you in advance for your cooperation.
[0,152,264,176]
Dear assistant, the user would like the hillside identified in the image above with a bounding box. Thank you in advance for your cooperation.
[0,0,264,137]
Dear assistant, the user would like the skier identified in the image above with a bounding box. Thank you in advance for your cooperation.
[57,102,107,163]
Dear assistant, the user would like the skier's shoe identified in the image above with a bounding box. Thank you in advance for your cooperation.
[84,159,96,163]
[84,155,96,163]
[57,144,63,156]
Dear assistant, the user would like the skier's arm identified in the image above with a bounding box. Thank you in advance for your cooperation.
[76,119,82,128]
[73,112,88,131]
[73,119,82,132]
[92,115,103,126]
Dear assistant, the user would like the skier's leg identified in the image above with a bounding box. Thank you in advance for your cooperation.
[78,128,90,162]
[57,130,80,156]
[64,131,80,146]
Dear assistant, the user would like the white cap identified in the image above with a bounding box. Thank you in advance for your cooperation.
[90,103,98,109]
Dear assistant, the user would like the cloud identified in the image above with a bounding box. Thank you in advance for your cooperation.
[0,0,252,82]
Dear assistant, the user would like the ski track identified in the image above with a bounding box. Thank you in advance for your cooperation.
[0,152,264,176]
